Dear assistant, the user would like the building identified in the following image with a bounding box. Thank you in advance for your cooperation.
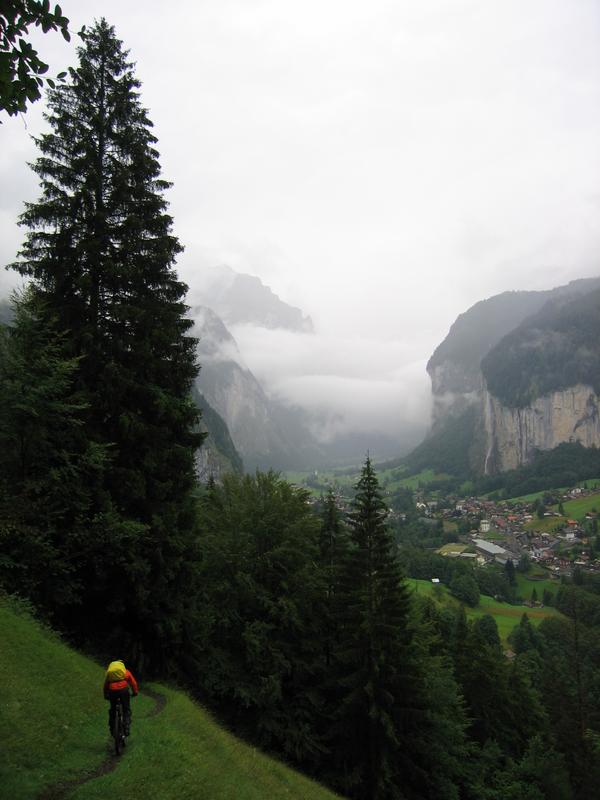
[473,538,509,564]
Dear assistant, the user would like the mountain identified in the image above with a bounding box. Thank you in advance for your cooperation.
[193,386,244,480]
[192,264,314,332]
[0,298,11,325]
[427,277,600,429]
[415,277,600,476]
[192,305,323,470]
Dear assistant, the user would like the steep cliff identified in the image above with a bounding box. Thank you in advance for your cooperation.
[483,384,600,473]
[427,277,600,430]
[193,387,243,480]
[480,287,600,472]
[422,277,600,475]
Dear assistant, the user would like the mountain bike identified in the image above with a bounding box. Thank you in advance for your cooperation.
[112,697,127,756]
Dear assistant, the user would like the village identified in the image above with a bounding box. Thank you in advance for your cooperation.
[416,484,600,579]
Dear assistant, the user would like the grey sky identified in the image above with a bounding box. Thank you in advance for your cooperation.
[2,0,600,449]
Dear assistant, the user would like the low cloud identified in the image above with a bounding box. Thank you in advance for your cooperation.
[227,323,432,445]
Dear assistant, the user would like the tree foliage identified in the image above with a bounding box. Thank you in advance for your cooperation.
[0,287,106,609]
[194,471,327,766]
[4,18,203,672]
[0,0,72,117]
[450,572,480,606]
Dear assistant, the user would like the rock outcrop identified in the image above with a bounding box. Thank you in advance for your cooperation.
[482,383,600,473]
[422,277,600,475]
[192,306,292,470]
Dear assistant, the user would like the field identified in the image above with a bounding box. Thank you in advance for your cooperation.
[505,480,600,504]
[560,492,600,519]
[522,489,600,533]
[437,543,468,555]
[523,514,567,533]
[284,469,355,497]
[469,596,562,643]
[515,571,559,603]
[407,579,563,644]
[284,465,451,497]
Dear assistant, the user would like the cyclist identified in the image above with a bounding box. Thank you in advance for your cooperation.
[103,659,139,737]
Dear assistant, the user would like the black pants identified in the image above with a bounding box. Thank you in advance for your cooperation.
[108,688,131,733]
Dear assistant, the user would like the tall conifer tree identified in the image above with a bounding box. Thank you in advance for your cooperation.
[10,19,203,670]
[333,456,427,799]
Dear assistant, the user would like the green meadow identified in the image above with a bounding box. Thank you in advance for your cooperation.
[407,579,563,644]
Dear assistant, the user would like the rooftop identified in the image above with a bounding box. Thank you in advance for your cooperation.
[473,538,507,556]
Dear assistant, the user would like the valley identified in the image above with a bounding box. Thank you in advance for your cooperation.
[2,8,600,799]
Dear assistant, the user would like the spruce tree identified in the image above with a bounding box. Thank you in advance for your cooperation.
[0,287,105,610]
[10,19,203,671]
[333,456,428,799]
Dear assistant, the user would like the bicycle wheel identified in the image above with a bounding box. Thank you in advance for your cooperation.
[113,701,124,756]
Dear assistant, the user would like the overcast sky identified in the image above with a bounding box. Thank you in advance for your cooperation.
[2,0,600,450]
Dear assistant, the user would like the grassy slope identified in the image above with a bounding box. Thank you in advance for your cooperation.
[0,599,339,800]
[504,480,600,504]
[523,489,600,532]
[560,491,600,519]
[408,579,563,644]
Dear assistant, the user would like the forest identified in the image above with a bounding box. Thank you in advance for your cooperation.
[2,17,600,800]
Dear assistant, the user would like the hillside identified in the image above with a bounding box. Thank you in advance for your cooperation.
[427,277,600,394]
[427,289,555,391]
[0,597,339,800]
[193,387,244,478]
[408,579,563,644]
[482,288,600,407]
[412,276,600,477]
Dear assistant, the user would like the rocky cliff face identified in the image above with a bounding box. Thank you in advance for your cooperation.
[482,383,600,473]
[423,277,600,475]
[192,306,293,470]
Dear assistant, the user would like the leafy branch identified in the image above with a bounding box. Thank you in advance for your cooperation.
[0,1,83,118]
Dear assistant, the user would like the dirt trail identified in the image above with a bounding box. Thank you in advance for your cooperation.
[141,686,167,718]
[37,687,166,800]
